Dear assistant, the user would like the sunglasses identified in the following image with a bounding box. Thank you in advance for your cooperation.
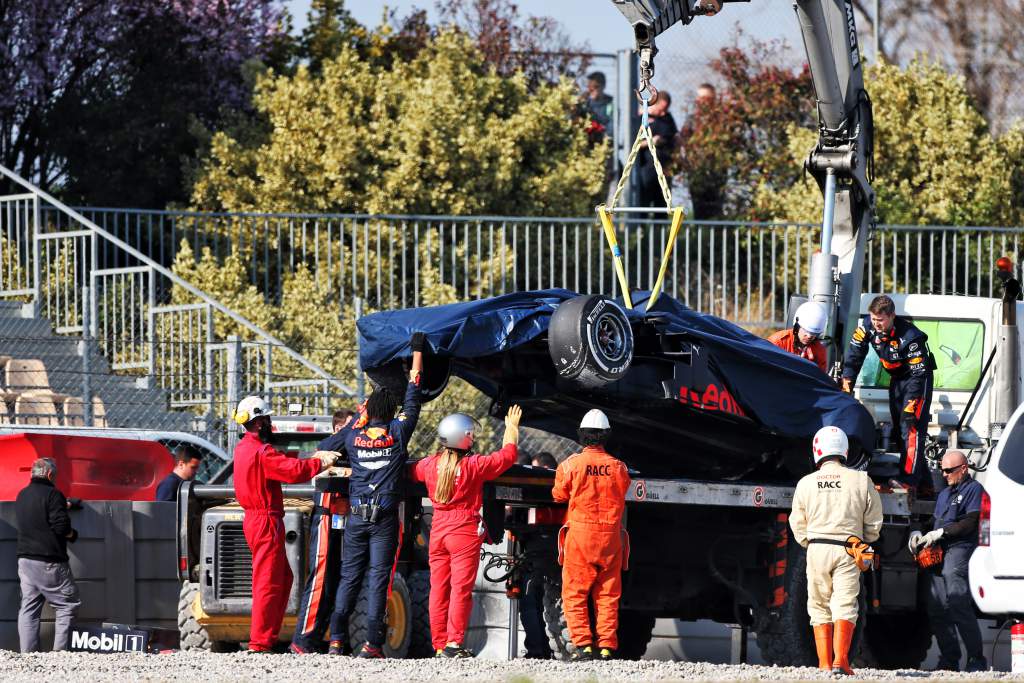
[941,464,966,474]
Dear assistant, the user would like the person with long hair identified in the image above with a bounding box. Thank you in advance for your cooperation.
[410,404,523,658]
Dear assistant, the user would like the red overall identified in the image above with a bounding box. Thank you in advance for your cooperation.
[768,329,828,373]
[411,443,516,650]
[552,446,631,650]
[233,431,322,651]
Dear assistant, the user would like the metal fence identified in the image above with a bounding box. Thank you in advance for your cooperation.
[63,207,1024,328]
[0,167,358,451]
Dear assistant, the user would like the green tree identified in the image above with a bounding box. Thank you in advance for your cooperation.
[189,30,607,216]
[678,40,815,220]
[753,59,1020,227]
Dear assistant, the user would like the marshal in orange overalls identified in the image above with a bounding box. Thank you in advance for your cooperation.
[552,446,631,650]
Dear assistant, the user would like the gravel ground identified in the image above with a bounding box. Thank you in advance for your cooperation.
[2,652,1022,682]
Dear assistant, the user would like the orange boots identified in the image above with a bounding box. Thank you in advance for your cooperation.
[812,623,834,670]
[832,619,855,675]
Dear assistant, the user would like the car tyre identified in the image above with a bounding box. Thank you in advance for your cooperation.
[548,294,633,389]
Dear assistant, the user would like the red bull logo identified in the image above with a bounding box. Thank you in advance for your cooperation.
[677,383,747,418]
[353,427,395,449]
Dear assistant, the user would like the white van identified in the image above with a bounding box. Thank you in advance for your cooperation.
[969,402,1024,615]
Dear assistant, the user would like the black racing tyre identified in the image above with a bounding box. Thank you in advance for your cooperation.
[853,612,931,670]
[548,294,633,389]
[754,543,865,667]
[177,581,234,652]
[349,572,413,658]
[407,570,434,658]
[366,356,452,403]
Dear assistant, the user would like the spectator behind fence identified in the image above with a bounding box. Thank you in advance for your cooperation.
[636,91,678,209]
[16,457,81,652]
[156,446,203,502]
[586,71,614,144]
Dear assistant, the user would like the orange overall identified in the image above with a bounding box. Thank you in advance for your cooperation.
[768,329,828,373]
[552,446,631,650]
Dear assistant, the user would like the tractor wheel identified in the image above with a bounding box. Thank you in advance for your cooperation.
[349,572,413,658]
[407,570,434,658]
[177,581,234,652]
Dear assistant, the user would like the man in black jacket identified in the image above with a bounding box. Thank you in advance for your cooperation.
[15,457,81,652]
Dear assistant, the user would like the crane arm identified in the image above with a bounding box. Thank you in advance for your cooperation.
[612,0,876,373]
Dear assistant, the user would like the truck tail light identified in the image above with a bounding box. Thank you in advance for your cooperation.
[527,507,565,526]
[179,556,188,572]
[979,490,991,546]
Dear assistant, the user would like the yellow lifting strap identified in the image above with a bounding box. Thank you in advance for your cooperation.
[596,104,685,311]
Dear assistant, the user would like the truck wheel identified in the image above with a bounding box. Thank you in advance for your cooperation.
[541,577,574,660]
[754,543,865,667]
[616,611,656,660]
[548,294,633,389]
[854,613,931,669]
[407,570,433,658]
[349,572,413,658]
[177,581,233,652]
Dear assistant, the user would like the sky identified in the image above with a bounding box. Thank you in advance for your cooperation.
[284,1,805,61]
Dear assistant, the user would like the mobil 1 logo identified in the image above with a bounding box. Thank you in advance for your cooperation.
[70,626,149,653]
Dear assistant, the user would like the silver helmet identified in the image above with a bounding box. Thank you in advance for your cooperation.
[437,413,476,451]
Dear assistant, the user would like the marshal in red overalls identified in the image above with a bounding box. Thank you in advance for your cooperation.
[234,424,325,651]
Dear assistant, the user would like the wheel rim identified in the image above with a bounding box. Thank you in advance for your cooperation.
[593,312,628,362]
[386,589,407,650]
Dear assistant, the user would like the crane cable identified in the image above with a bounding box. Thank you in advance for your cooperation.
[597,91,683,310]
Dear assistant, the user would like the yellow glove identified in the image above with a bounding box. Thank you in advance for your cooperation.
[503,405,523,446]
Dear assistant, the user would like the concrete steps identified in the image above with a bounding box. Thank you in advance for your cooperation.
[0,304,192,431]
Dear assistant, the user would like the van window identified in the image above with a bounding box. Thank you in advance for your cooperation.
[997,421,1024,485]
[856,319,985,392]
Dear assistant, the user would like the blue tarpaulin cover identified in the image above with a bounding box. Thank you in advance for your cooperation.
[357,289,875,447]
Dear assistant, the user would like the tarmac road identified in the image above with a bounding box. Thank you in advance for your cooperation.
[2,651,1023,682]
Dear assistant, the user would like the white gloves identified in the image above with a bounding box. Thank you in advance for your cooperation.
[314,450,341,468]
[907,530,923,554]
[920,528,944,548]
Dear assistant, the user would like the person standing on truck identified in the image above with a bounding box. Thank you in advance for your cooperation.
[552,409,631,661]
[15,457,81,652]
[789,426,883,676]
[768,301,829,374]
[232,396,337,653]
[841,294,934,489]
[909,449,987,672]
[290,407,363,654]
[328,332,425,658]
[410,405,523,658]
[155,446,202,502]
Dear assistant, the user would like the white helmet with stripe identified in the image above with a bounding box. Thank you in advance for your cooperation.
[812,425,848,466]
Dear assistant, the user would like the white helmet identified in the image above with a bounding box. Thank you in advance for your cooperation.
[580,409,610,430]
[794,301,828,336]
[233,396,273,425]
[438,413,476,451]
[812,426,849,466]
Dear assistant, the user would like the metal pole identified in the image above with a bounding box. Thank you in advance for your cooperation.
[82,286,93,427]
[506,535,519,660]
[355,296,365,402]
[226,335,241,452]
[873,0,880,61]
[821,169,837,253]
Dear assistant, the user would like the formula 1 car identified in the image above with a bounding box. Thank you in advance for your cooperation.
[358,289,874,482]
